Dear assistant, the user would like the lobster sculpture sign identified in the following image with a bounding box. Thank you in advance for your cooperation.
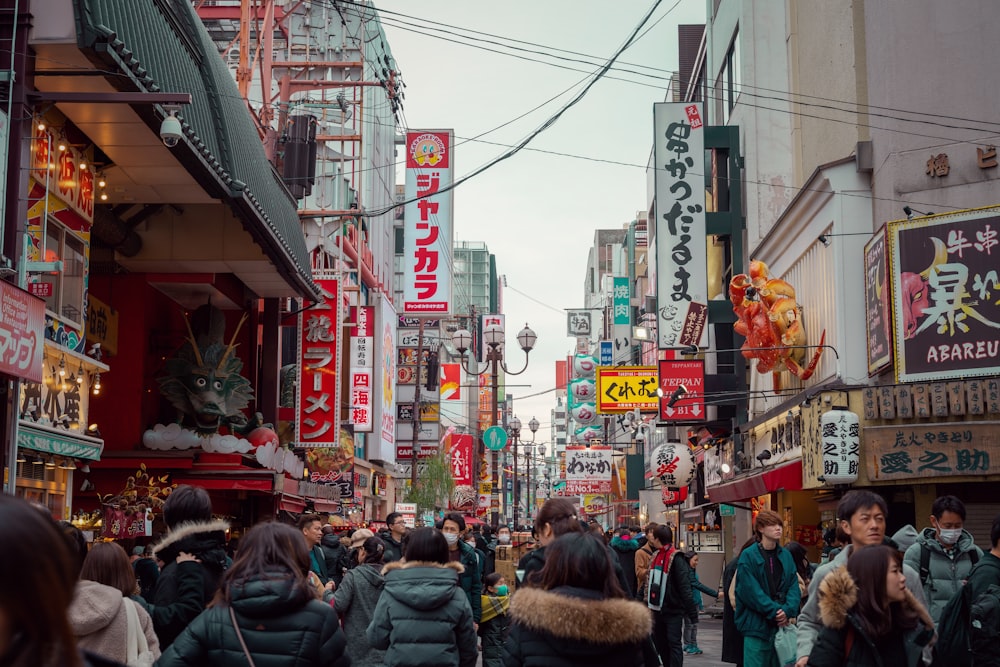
[730,260,826,385]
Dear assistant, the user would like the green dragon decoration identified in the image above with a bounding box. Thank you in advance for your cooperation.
[157,304,256,435]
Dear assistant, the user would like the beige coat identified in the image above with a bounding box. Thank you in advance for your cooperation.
[634,543,655,598]
[68,579,160,664]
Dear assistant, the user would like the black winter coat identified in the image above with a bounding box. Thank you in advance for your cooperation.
[157,572,349,667]
[320,534,348,586]
[721,557,742,665]
[502,585,653,667]
[381,533,404,563]
[150,519,230,649]
[806,566,935,667]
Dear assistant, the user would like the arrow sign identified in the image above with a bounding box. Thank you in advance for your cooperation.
[658,359,706,423]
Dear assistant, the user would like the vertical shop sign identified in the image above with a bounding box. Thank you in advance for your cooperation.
[820,409,860,485]
[450,434,473,487]
[864,227,892,375]
[0,282,45,383]
[402,130,454,314]
[373,294,397,461]
[349,306,374,432]
[653,103,707,349]
[297,278,339,447]
[612,276,632,364]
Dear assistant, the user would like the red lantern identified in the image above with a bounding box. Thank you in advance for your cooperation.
[661,486,689,506]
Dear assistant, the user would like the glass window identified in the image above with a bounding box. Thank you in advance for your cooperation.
[41,220,86,328]
[724,28,741,121]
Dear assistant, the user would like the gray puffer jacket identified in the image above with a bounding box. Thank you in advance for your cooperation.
[366,560,477,667]
[332,562,386,667]
[903,527,983,623]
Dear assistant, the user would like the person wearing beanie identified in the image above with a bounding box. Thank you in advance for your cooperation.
[891,525,919,554]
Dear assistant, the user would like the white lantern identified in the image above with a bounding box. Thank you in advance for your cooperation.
[574,425,602,442]
[820,409,860,485]
[651,441,696,490]
[568,378,597,406]
[573,354,598,378]
[570,402,599,426]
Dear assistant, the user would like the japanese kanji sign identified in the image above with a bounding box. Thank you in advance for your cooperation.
[865,422,998,481]
[595,366,659,413]
[864,227,893,376]
[820,409,860,485]
[449,433,473,487]
[653,102,708,350]
[403,130,454,314]
[374,294,397,462]
[297,278,339,448]
[890,206,1000,382]
[567,310,592,337]
[612,277,630,325]
[0,281,44,383]
[565,444,612,494]
[349,306,374,433]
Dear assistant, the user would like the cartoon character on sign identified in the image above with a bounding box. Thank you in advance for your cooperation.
[730,260,826,383]
[411,134,445,167]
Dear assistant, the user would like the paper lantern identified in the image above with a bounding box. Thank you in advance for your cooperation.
[651,441,696,490]
[661,486,689,506]
[573,354,598,378]
[568,378,597,406]
[574,425,603,442]
[570,402,599,426]
[820,409,860,485]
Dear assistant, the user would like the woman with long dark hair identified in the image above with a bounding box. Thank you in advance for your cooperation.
[503,531,653,666]
[332,534,387,667]
[807,544,934,667]
[71,542,161,665]
[157,521,349,666]
[366,527,477,667]
[0,495,108,667]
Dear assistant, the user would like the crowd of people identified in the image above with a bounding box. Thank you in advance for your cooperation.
[2,486,999,667]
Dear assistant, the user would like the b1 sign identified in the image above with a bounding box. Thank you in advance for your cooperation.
[658,359,705,422]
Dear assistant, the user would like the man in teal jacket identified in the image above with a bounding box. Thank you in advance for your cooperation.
[735,509,801,667]
[903,494,983,624]
[438,513,482,626]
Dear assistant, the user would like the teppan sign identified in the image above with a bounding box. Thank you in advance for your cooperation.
[866,421,999,482]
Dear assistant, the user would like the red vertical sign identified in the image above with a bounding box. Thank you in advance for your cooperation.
[450,433,473,487]
[297,279,339,447]
[658,359,705,421]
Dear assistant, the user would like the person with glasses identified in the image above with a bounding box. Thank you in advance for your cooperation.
[382,513,408,563]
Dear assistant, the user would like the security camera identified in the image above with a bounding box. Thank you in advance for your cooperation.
[160,107,182,148]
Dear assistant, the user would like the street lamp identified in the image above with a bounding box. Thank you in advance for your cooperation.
[526,417,539,517]
[452,323,536,526]
[509,416,521,528]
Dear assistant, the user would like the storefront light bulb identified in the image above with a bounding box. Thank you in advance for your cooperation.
[59,356,66,377]
[100,193,108,201]
[58,143,66,152]
[37,122,45,131]
[80,162,87,170]
[98,178,106,188]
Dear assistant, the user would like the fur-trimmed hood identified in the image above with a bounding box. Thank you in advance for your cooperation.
[510,586,653,645]
[153,518,230,562]
[818,565,935,634]
[380,560,465,612]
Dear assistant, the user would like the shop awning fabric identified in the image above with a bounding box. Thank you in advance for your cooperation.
[706,460,803,504]
[18,422,104,461]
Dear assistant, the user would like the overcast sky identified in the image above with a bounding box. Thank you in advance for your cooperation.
[377,0,707,439]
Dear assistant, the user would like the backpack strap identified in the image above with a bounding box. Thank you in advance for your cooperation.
[920,543,931,586]
[969,549,980,567]
[845,625,855,660]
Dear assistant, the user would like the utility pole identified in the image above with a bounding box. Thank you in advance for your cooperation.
[409,319,425,488]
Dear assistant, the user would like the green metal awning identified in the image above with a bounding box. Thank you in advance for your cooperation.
[18,422,105,461]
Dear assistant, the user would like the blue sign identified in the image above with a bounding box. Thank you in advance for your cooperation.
[483,426,509,451]
[600,340,613,365]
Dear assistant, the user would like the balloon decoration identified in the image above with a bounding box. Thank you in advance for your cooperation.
[570,402,599,426]
[661,486,689,506]
[650,441,696,490]
[573,354,598,379]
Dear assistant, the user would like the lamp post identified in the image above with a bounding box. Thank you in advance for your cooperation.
[508,416,521,528]
[452,322,536,527]
[526,417,539,518]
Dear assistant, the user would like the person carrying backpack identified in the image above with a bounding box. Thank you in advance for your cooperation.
[933,513,1000,667]
[903,495,984,624]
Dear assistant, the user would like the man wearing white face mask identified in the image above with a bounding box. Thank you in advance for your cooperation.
[438,513,482,629]
[903,494,984,625]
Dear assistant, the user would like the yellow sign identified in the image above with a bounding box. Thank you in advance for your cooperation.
[86,294,119,356]
[419,402,440,422]
[596,366,659,413]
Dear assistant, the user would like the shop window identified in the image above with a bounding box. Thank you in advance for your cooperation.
[43,220,86,327]
[723,28,741,122]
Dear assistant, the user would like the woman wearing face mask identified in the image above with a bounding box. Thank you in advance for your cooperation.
[902,495,985,624]
[807,545,934,667]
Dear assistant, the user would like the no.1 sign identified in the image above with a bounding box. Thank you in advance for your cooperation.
[483,425,509,451]
[658,359,705,422]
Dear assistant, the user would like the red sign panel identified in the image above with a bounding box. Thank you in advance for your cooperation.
[297,279,339,447]
[658,359,705,422]
[27,282,53,298]
[0,282,45,383]
[449,433,473,487]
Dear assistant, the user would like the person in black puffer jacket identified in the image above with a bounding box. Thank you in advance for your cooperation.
[158,521,350,667]
[320,525,349,587]
[149,485,230,651]
[504,532,655,667]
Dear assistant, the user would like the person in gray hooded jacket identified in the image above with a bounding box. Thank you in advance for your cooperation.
[332,534,387,667]
[903,495,983,624]
[366,527,477,667]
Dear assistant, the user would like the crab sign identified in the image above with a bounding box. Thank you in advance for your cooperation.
[729,260,826,382]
